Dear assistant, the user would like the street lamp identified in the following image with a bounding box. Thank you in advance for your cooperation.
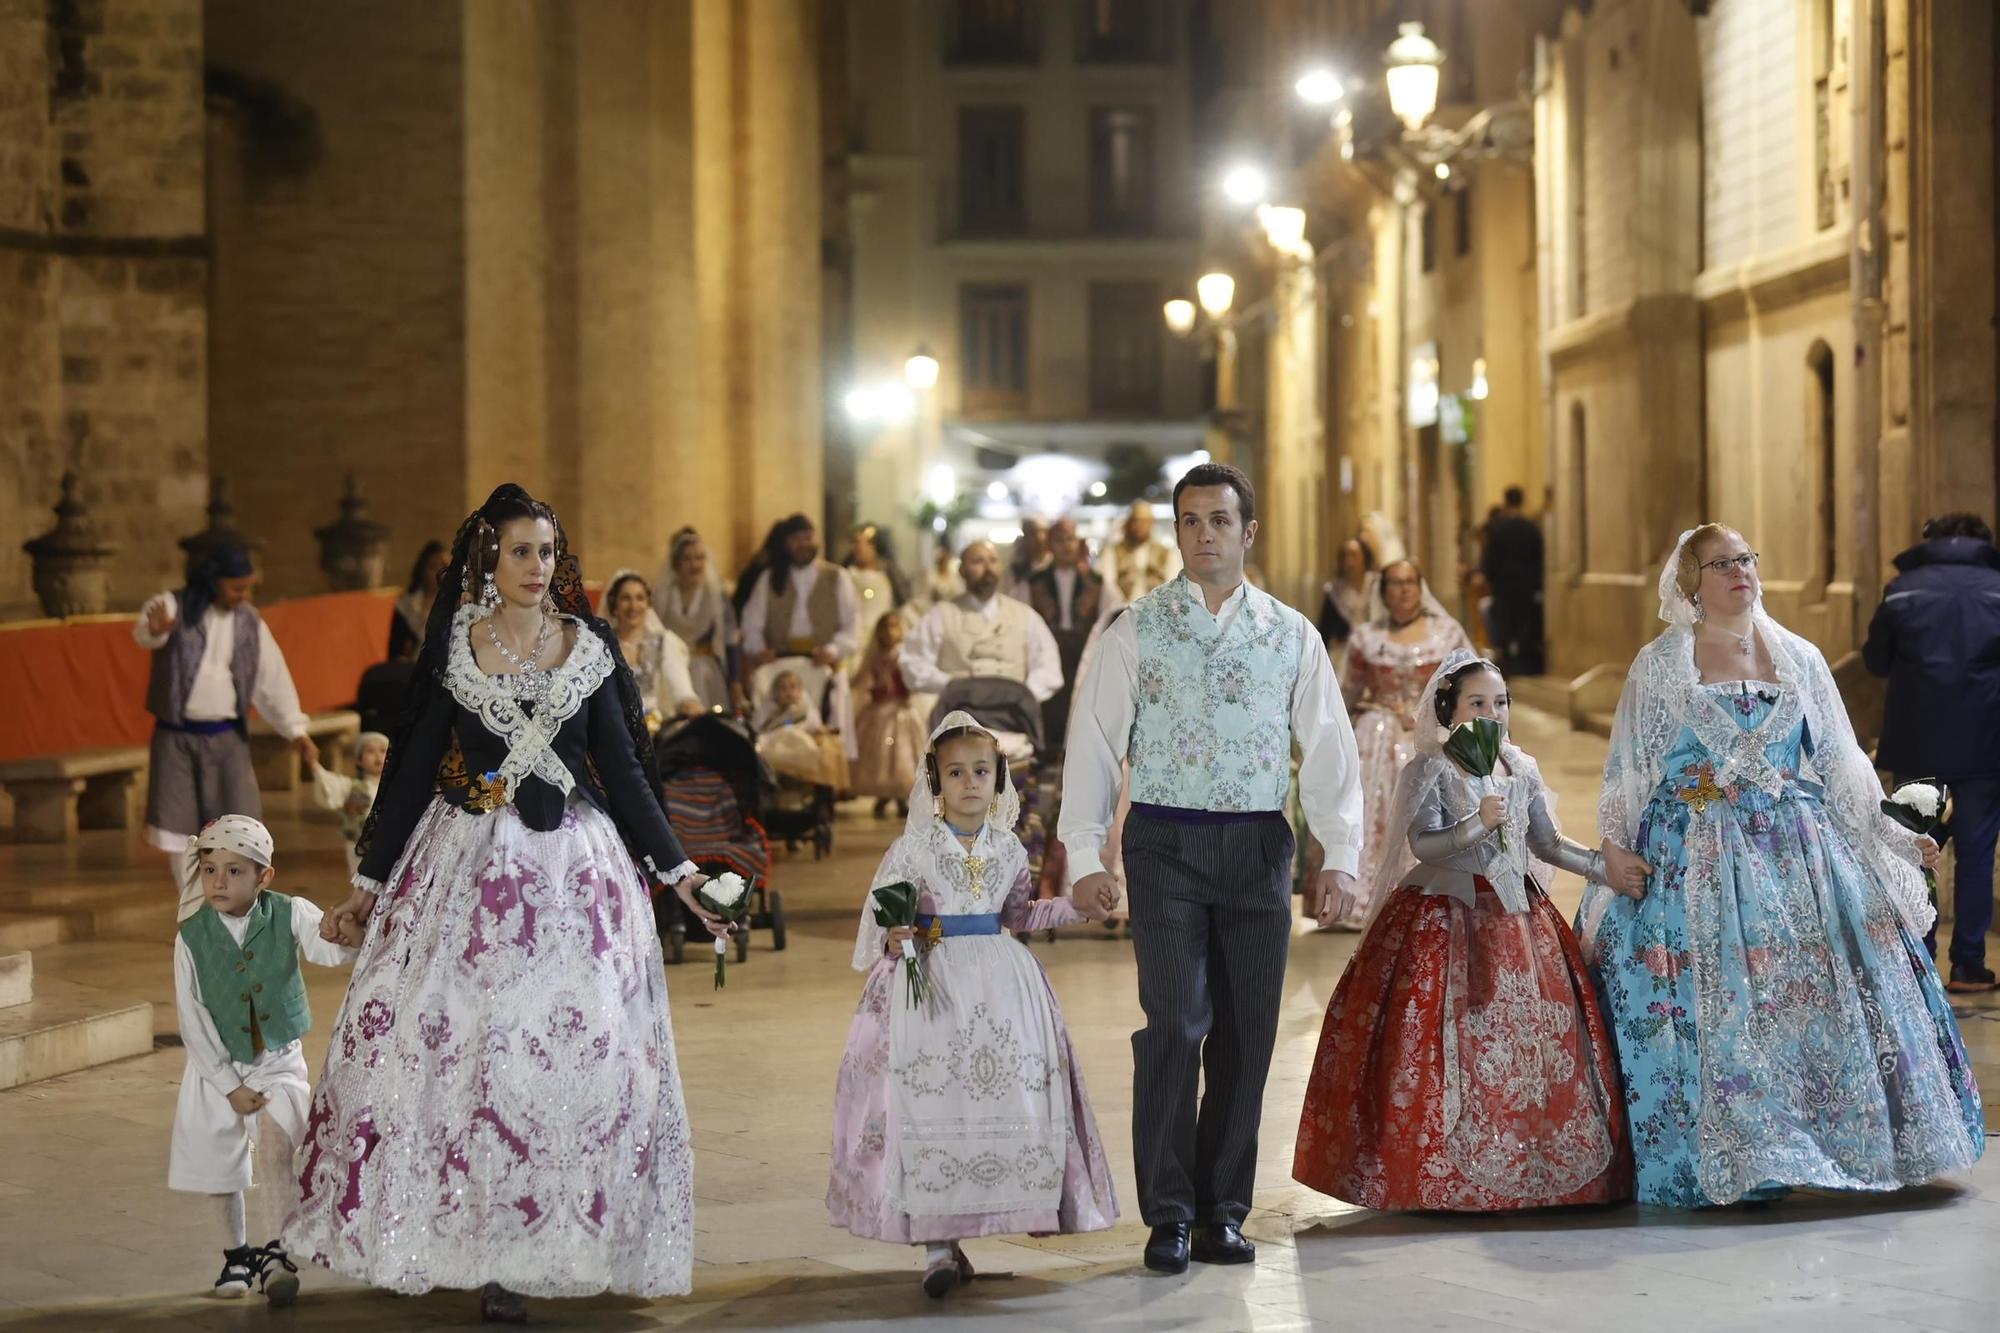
[903,345,939,390]
[843,386,882,422]
[1258,204,1309,256]
[1162,298,1197,336]
[1220,163,1269,207]
[1384,21,1443,130]
[1196,272,1236,320]
[1295,68,1344,105]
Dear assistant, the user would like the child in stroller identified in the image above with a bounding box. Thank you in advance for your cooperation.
[749,658,847,858]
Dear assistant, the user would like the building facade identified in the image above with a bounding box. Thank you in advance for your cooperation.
[1198,0,1545,618]
[1203,0,1999,680]
[841,0,1207,567]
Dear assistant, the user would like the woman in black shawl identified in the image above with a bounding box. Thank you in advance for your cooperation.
[288,485,725,1320]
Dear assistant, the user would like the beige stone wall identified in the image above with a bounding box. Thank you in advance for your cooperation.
[206,0,469,600]
[197,0,826,598]
[1534,0,1992,675]
[1,0,208,618]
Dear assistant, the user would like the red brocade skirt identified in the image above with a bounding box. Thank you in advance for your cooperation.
[1293,878,1631,1211]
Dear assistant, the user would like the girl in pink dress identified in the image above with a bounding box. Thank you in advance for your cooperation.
[827,712,1118,1297]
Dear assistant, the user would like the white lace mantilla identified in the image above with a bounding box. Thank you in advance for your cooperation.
[444,603,613,800]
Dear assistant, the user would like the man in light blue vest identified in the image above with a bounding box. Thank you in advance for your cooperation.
[1062,463,1363,1274]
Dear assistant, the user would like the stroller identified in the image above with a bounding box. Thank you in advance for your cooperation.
[653,712,788,967]
[748,656,844,859]
[927,677,1057,938]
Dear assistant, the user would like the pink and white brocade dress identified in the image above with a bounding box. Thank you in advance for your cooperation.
[286,608,698,1298]
[827,814,1119,1244]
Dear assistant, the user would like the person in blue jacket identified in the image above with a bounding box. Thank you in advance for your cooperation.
[1864,512,2000,992]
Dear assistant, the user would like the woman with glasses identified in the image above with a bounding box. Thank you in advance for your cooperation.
[1581,523,1983,1207]
[1338,558,1474,921]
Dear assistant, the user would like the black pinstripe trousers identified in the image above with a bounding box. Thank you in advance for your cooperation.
[1122,806,1295,1227]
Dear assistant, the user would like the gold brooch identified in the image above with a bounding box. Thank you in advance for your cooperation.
[1676,766,1725,815]
[964,854,989,903]
[923,917,944,950]
[466,771,509,814]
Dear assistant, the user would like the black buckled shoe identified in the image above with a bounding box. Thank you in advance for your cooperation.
[1192,1223,1256,1265]
[253,1241,300,1306]
[212,1245,257,1299]
[1143,1222,1191,1274]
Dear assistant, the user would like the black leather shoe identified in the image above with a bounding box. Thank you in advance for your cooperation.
[1192,1223,1256,1264]
[1143,1222,1191,1274]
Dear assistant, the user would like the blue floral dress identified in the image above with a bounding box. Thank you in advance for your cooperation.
[1585,681,1983,1207]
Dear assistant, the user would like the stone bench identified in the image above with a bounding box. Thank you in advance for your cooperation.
[249,710,361,793]
[0,747,149,844]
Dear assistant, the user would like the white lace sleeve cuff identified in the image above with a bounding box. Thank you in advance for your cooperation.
[351,873,387,894]
[645,857,700,887]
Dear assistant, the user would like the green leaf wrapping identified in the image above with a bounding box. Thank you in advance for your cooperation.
[870,880,929,1009]
[1442,717,1508,850]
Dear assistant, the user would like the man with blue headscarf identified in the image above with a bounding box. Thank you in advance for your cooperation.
[134,545,317,919]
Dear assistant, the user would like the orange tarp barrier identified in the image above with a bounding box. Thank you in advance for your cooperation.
[0,589,398,762]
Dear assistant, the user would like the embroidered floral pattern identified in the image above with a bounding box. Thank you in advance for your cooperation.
[1586,688,1984,1206]
[289,797,693,1297]
[1128,580,1302,812]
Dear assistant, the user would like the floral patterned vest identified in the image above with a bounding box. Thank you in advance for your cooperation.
[1128,576,1301,811]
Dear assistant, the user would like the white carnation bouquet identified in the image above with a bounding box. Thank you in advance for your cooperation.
[1881,781,1948,897]
[695,872,752,989]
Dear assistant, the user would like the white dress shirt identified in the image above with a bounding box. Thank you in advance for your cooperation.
[900,592,1065,703]
[1058,578,1363,882]
[133,593,310,740]
[741,562,861,658]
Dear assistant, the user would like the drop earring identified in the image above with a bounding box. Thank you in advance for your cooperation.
[483,574,500,608]
[932,793,944,819]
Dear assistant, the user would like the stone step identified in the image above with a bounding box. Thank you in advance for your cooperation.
[0,913,65,953]
[0,952,30,1008]
[0,974,152,1090]
[0,895,165,952]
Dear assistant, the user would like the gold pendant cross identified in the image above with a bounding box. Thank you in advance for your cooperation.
[964,854,989,902]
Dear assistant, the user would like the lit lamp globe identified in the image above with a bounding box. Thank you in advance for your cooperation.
[1258,204,1308,253]
[1295,68,1343,105]
[1220,163,1268,207]
[1385,21,1443,130]
[904,347,940,390]
[1163,298,1197,336]
[1196,272,1235,320]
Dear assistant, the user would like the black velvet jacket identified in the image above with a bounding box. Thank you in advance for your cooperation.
[357,618,690,886]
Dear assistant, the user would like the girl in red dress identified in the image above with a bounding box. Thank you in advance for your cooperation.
[1293,651,1631,1211]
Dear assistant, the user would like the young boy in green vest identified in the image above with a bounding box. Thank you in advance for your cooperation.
[170,815,356,1303]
